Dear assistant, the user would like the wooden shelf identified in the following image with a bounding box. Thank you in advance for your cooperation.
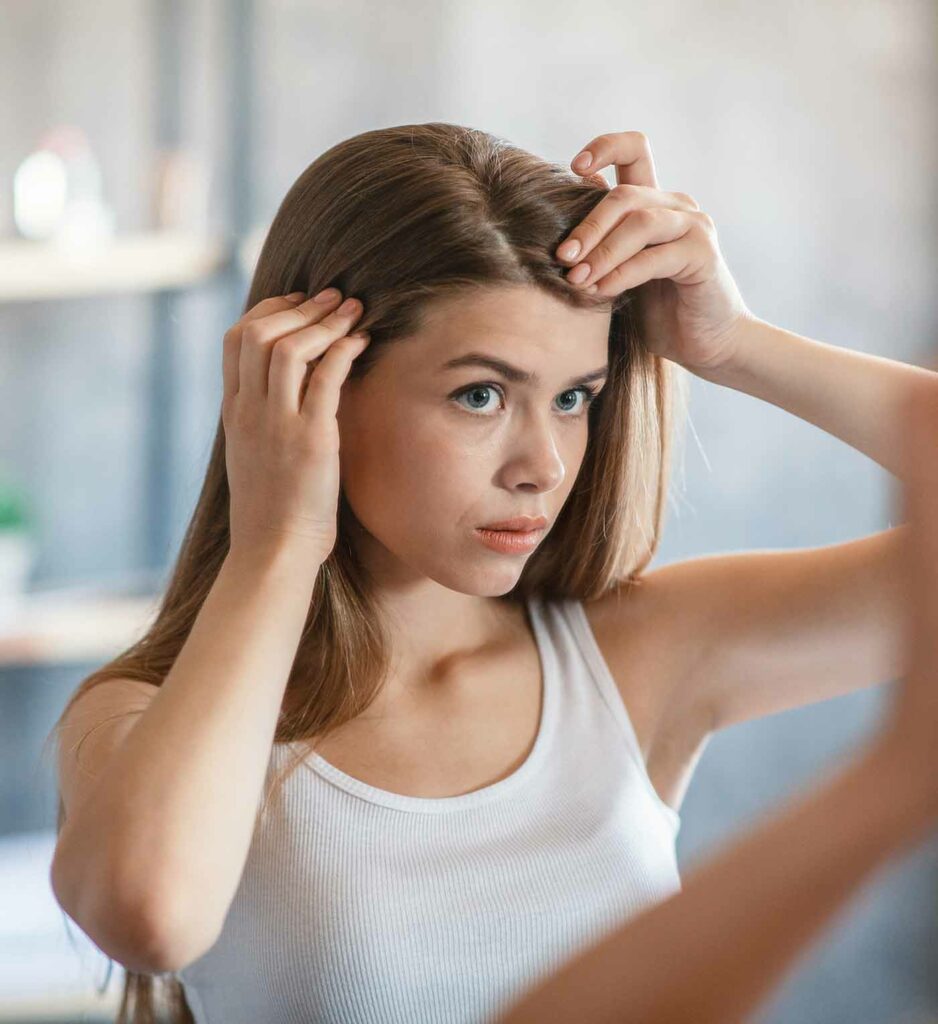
[0,574,164,668]
[0,229,230,301]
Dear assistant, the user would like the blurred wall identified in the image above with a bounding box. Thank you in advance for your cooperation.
[0,1,936,1021]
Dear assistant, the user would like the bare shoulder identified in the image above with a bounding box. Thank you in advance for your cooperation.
[581,572,716,811]
[56,677,160,826]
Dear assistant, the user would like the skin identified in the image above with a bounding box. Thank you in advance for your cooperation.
[335,282,611,706]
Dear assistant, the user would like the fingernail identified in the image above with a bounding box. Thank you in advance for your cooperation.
[286,291,307,301]
[557,239,581,261]
[573,150,592,172]
[313,287,341,303]
[338,297,360,314]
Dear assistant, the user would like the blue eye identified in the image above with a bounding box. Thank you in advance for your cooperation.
[450,382,602,419]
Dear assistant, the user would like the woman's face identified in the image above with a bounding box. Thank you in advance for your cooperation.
[336,284,613,596]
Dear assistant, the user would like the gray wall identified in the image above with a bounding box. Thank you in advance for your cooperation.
[1,1,936,1021]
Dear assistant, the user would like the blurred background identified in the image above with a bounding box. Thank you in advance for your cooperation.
[0,0,936,1021]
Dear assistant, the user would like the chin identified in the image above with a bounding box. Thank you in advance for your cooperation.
[415,553,525,599]
[455,561,529,598]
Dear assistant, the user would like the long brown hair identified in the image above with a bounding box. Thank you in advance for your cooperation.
[45,121,689,1022]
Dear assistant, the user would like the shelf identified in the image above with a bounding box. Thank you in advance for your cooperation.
[0,573,164,668]
[0,229,230,301]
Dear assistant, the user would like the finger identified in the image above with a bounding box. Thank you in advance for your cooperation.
[245,292,308,322]
[571,130,659,189]
[222,292,306,400]
[558,192,702,277]
[241,291,353,401]
[266,299,365,412]
[299,332,371,429]
[571,207,700,290]
[589,234,705,298]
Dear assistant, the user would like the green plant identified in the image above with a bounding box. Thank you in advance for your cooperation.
[0,478,33,532]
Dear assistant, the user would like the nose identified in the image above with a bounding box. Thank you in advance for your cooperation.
[501,412,567,493]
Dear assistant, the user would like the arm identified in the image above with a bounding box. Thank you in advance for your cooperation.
[692,315,937,477]
[635,318,938,731]
[51,542,320,973]
[494,736,933,1024]
[639,524,908,732]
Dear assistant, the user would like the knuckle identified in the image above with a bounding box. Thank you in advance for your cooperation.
[673,191,700,210]
[608,183,637,202]
[272,334,304,359]
[302,322,329,347]
[578,216,603,242]
[629,129,651,150]
[333,302,361,321]
[241,321,266,347]
[592,238,615,264]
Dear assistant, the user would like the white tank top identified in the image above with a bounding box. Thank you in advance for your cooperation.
[172,593,682,1023]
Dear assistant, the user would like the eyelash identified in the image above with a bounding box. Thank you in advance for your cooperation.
[449,382,603,419]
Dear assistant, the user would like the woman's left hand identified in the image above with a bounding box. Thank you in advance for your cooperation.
[557,131,754,373]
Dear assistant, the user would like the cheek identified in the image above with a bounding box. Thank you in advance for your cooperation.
[339,410,485,527]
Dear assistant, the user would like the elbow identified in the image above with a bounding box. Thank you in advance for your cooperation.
[136,888,221,973]
[50,844,217,975]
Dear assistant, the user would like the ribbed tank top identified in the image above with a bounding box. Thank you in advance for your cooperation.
[172,593,682,1023]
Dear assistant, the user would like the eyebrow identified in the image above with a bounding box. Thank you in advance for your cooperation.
[439,353,609,388]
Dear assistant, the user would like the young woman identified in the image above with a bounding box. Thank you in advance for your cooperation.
[47,124,935,1024]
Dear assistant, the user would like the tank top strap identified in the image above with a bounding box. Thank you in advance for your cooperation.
[531,594,681,833]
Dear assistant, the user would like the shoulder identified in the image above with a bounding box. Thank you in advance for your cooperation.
[579,571,716,766]
[59,677,160,733]
[56,677,160,824]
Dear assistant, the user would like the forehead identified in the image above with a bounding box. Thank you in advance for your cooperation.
[391,284,612,371]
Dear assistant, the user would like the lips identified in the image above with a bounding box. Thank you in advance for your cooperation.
[478,515,549,532]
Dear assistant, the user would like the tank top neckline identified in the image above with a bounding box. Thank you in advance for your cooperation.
[291,593,555,814]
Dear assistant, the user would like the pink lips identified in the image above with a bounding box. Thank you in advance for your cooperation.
[474,516,548,556]
[475,528,544,555]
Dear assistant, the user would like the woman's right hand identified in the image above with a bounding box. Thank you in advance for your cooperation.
[221,287,370,566]
[877,370,938,819]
